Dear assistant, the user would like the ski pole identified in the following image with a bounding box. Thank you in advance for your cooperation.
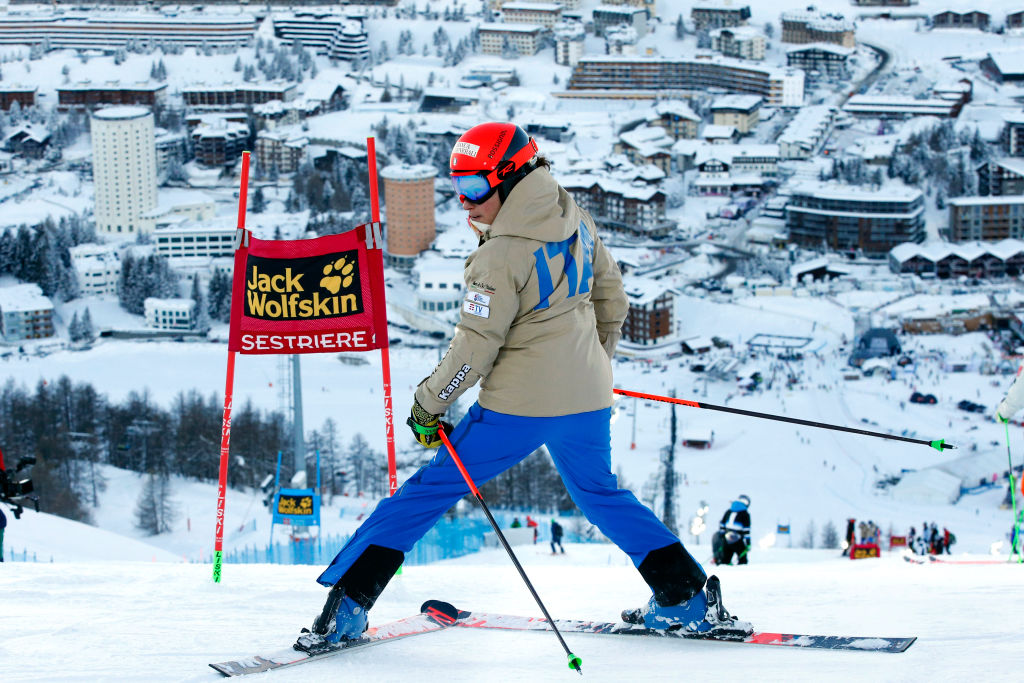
[614,388,956,452]
[437,427,583,675]
[1002,419,1023,563]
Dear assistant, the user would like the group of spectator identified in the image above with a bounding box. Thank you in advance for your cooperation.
[909,522,955,555]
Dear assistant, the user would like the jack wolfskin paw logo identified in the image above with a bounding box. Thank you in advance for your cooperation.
[320,257,355,294]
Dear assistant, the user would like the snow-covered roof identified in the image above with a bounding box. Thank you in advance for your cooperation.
[619,125,674,155]
[711,95,762,112]
[593,4,647,15]
[478,22,545,33]
[559,172,665,200]
[701,124,738,139]
[889,239,1024,263]
[777,105,835,146]
[788,180,922,203]
[709,25,763,40]
[949,195,1024,207]
[623,276,675,305]
[381,164,437,181]
[791,257,851,278]
[502,2,563,11]
[695,143,780,165]
[650,100,700,122]
[5,122,50,143]
[144,297,195,312]
[0,284,52,313]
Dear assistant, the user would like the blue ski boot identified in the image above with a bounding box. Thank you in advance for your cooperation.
[623,576,753,636]
[295,585,369,653]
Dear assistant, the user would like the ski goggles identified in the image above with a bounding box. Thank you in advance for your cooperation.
[450,137,539,203]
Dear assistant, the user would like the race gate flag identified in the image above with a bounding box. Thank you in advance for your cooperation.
[228,223,387,355]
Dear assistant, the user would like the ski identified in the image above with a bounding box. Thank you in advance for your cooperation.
[209,600,460,677]
[449,608,916,653]
[904,553,1014,565]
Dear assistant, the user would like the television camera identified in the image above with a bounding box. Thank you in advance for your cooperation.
[0,452,39,519]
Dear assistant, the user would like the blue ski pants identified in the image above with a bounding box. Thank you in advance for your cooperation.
[318,402,682,587]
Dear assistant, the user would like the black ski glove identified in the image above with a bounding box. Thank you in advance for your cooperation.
[407,397,452,449]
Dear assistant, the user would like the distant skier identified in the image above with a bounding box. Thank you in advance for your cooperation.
[300,122,751,653]
[550,519,565,554]
[0,506,5,562]
[718,495,751,565]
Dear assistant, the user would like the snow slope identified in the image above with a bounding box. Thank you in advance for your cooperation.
[1,538,1022,682]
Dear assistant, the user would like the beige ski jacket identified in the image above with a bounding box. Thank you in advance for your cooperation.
[414,167,628,417]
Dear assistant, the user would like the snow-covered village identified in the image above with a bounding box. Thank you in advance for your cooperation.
[1,0,1024,680]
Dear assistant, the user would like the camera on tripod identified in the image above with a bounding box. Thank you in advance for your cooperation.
[0,455,39,519]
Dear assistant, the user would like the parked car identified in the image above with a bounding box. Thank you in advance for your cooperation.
[957,399,986,414]
[910,392,938,405]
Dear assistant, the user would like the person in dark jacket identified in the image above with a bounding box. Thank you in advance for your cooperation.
[718,495,751,565]
[550,519,565,554]
[0,506,6,562]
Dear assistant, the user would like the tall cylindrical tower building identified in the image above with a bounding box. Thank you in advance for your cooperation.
[381,163,437,270]
[91,106,158,236]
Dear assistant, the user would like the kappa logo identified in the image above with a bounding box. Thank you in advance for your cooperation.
[438,364,472,401]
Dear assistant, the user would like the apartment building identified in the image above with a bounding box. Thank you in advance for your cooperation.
[255,129,309,174]
[0,284,54,341]
[785,181,925,255]
[949,196,1024,241]
[501,2,563,29]
[786,44,853,80]
[560,175,676,238]
[567,56,804,107]
[710,26,765,60]
[57,82,166,111]
[181,83,297,110]
[710,95,762,134]
[691,3,751,32]
[382,164,437,270]
[593,5,648,38]
[478,23,545,56]
[622,279,676,346]
[781,9,855,47]
[0,86,36,111]
[0,11,256,50]
[272,12,370,61]
[145,298,196,331]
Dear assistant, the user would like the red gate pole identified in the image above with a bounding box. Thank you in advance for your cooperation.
[366,137,398,496]
[212,150,251,583]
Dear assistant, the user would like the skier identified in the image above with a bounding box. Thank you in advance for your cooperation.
[550,519,564,554]
[300,122,749,652]
[718,495,751,565]
[0,506,6,562]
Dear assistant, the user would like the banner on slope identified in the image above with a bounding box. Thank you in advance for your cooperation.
[227,223,387,355]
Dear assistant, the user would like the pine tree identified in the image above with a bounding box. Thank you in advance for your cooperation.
[134,473,177,535]
[191,273,210,332]
[821,520,840,549]
[80,308,95,341]
[801,520,817,549]
[68,311,82,342]
[252,186,266,213]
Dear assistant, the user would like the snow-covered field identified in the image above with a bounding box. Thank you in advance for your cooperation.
[2,520,1022,682]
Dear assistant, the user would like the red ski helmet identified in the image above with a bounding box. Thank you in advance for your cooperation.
[450,122,539,204]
